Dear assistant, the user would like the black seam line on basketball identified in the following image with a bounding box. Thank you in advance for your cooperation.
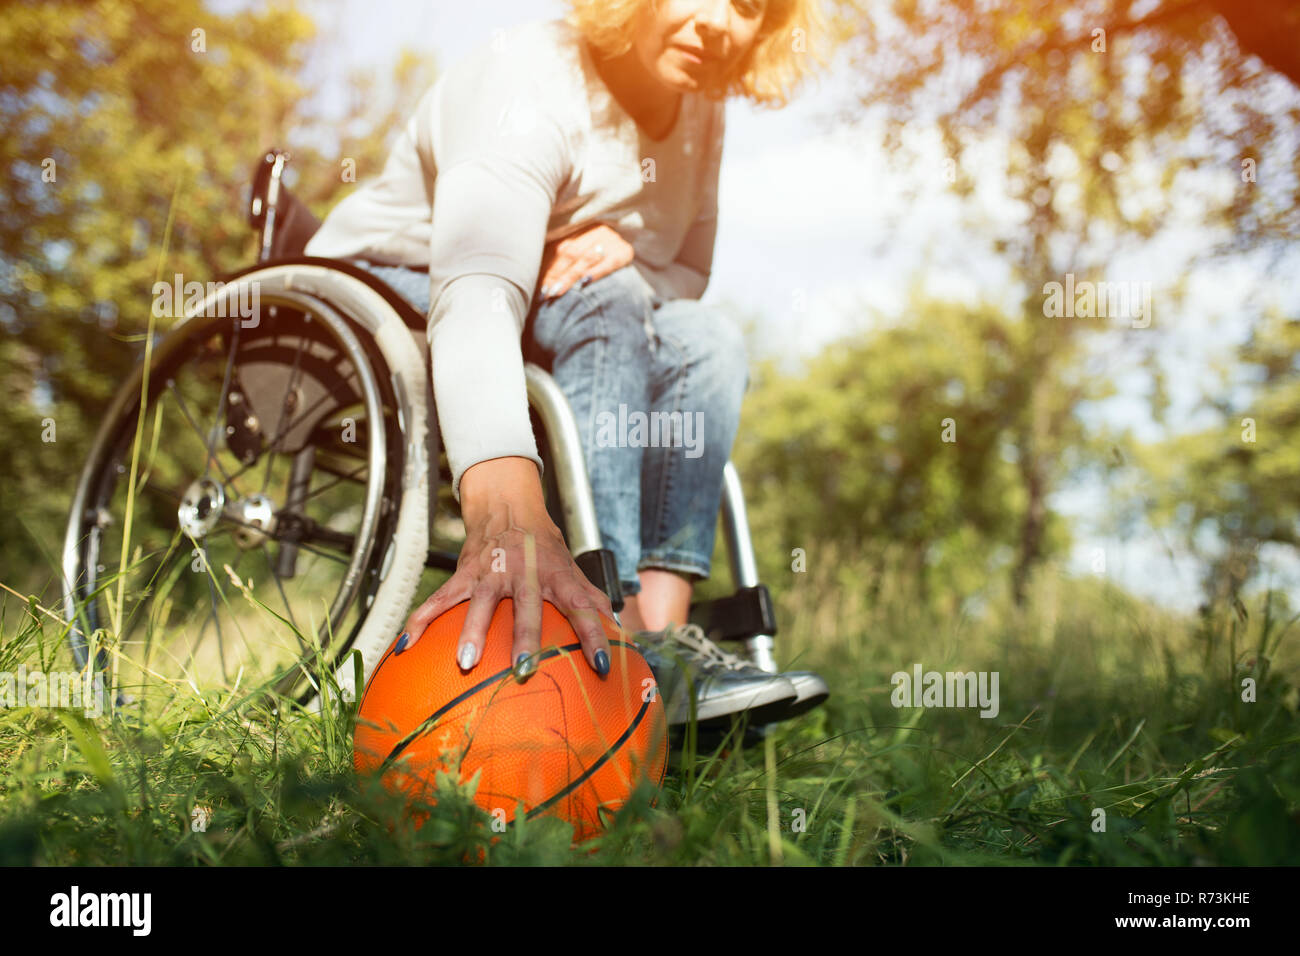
[377,639,642,773]
[518,692,653,823]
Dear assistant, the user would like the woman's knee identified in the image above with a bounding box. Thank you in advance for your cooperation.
[707,313,749,378]
[655,303,749,391]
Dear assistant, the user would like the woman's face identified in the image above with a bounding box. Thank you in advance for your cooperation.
[630,0,769,95]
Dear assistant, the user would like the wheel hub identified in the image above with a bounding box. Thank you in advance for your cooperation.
[231,494,277,549]
[178,478,226,537]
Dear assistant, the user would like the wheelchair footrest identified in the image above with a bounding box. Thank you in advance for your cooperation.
[688,585,778,642]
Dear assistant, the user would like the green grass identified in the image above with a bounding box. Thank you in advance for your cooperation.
[1,548,1297,867]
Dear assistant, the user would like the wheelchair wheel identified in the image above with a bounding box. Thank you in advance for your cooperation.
[61,263,432,709]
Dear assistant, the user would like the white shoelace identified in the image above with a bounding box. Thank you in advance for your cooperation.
[655,623,755,672]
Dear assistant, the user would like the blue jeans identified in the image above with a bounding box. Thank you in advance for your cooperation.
[351,260,748,597]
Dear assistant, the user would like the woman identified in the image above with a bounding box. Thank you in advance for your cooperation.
[305,0,828,724]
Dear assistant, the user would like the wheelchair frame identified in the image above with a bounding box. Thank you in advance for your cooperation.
[248,149,782,675]
[60,148,782,712]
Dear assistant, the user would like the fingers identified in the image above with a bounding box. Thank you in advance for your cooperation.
[455,582,502,673]
[510,580,543,678]
[510,531,543,677]
[395,526,616,684]
[540,225,634,300]
[398,575,472,652]
[540,246,600,299]
[538,245,583,296]
[554,580,614,678]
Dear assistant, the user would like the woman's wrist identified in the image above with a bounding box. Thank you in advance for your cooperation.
[459,456,550,528]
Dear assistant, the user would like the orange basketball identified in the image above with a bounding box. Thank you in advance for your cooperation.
[353,599,667,843]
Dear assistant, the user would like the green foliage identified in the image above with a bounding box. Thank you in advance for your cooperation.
[0,0,433,595]
[835,0,1300,257]
[1,549,1295,866]
[829,0,1300,603]
[733,291,1108,604]
[1138,307,1300,600]
[2,0,1297,868]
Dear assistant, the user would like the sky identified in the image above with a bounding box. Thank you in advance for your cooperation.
[279,0,1300,612]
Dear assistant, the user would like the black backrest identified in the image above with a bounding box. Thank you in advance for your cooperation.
[249,149,322,261]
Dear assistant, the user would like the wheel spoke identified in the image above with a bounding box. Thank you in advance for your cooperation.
[282,534,353,567]
[141,480,185,505]
[73,304,398,700]
[311,419,371,461]
[207,323,243,485]
[223,390,351,488]
[166,378,246,497]
[261,544,309,654]
[261,332,310,496]
[120,528,188,654]
[300,460,369,502]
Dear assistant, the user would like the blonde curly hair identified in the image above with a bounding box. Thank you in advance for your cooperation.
[564,0,831,108]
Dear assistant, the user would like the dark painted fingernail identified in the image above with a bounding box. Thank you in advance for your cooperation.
[594,648,609,677]
[395,632,409,654]
[514,652,536,679]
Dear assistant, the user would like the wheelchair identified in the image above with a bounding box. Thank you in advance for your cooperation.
[60,148,798,716]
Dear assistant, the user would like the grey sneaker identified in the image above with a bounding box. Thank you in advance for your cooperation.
[633,623,798,726]
[779,670,830,719]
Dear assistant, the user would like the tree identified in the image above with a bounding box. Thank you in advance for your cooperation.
[734,292,1109,607]
[824,0,1300,601]
[0,0,432,592]
[1139,307,1300,605]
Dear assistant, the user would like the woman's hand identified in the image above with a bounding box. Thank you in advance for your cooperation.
[538,222,635,300]
[397,457,615,679]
